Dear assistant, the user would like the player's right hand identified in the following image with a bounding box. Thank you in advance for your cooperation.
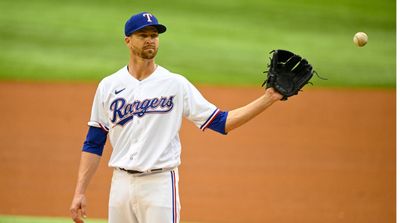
[70,194,87,223]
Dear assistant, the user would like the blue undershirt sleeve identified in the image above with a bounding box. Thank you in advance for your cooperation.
[207,111,228,135]
[82,126,108,156]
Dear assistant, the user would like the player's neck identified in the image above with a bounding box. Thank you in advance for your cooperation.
[127,57,157,81]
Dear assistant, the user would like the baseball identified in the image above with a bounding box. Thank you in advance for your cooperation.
[353,32,368,47]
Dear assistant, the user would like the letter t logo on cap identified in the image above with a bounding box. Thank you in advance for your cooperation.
[143,13,153,22]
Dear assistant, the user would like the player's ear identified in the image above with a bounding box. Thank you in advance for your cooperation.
[124,36,131,45]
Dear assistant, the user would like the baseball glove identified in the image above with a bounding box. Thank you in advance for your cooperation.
[262,49,315,100]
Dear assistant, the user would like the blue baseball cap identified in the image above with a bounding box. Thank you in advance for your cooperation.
[124,12,167,36]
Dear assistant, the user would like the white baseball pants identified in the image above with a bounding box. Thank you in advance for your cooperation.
[108,168,180,223]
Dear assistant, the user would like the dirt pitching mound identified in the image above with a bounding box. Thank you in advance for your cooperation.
[0,82,395,223]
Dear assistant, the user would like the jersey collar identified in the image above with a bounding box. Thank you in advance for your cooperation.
[124,65,160,83]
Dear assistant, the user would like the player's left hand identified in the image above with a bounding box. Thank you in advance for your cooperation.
[265,87,283,101]
[70,194,87,223]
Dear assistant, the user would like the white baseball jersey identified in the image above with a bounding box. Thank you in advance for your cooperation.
[88,65,219,171]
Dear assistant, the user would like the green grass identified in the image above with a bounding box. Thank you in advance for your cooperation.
[0,0,395,87]
[0,215,106,223]
[0,215,199,223]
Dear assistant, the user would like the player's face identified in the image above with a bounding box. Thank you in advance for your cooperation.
[125,26,159,59]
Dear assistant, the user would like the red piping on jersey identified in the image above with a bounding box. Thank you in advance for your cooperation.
[98,123,109,133]
[200,108,221,131]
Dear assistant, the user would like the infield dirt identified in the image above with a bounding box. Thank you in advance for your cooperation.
[0,82,395,223]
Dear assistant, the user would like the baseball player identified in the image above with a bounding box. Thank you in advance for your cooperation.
[70,12,283,223]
